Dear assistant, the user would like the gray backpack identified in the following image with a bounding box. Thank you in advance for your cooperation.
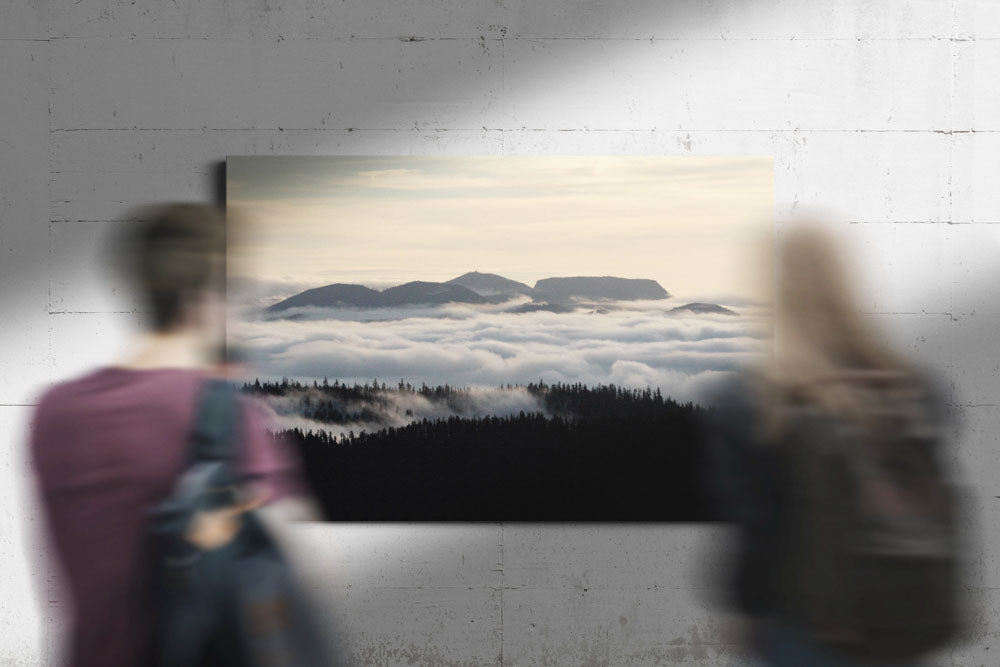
[149,379,335,666]
[778,373,962,661]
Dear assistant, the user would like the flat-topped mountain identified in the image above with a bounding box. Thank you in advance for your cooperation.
[670,302,736,316]
[446,271,533,299]
[532,276,670,303]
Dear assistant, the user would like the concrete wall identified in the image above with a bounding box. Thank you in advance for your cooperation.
[2,1,999,664]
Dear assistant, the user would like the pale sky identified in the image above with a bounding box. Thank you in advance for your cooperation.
[227,155,773,300]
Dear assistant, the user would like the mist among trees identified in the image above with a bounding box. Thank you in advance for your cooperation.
[242,379,712,521]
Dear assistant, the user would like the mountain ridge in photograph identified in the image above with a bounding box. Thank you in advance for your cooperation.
[266,272,675,312]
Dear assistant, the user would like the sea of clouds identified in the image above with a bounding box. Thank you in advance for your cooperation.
[231,295,769,433]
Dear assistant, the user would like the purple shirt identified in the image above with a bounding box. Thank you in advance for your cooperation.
[30,367,303,667]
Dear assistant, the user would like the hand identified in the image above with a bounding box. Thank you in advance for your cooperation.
[184,492,266,550]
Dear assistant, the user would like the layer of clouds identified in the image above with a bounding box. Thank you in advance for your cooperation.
[231,298,768,407]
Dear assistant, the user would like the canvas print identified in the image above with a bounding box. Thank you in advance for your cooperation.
[227,156,772,520]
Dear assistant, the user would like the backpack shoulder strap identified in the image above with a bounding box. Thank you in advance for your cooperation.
[189,378,242,466]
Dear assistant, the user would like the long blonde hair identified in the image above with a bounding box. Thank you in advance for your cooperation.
[759,223,914,437]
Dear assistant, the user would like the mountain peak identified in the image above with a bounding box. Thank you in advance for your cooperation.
[446,271,533,298]
[380,281,488,306]
[266,283,382,311]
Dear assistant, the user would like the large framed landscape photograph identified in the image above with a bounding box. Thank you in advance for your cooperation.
[227,156,772,520]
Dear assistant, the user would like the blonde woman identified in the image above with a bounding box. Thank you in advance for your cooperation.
[705,224,962,666]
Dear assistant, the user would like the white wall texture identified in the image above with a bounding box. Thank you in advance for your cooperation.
[2,1,999,665]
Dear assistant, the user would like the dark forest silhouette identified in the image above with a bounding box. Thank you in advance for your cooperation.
[242,379,713,521]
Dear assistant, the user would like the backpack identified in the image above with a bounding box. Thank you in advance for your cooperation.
[149,379,334,667]
[777,372,962,661]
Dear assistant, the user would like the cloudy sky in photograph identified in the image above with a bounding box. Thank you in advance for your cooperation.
[227,155,773,299]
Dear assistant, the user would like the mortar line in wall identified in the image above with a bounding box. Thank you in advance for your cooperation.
[499,522,504,667]
[500,0,508,160]
[37,35,993,43]
[46,128,996,134]
[845,221,999,225]
[47,35,55,384]
[949,0,958,228]
[48,170,213,175]
[50,219,1000,225]
[859,311,954,316]
[48,310,138,315]
[499,26,506,157]
[949,0,958,320]
[46,217,53,373]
